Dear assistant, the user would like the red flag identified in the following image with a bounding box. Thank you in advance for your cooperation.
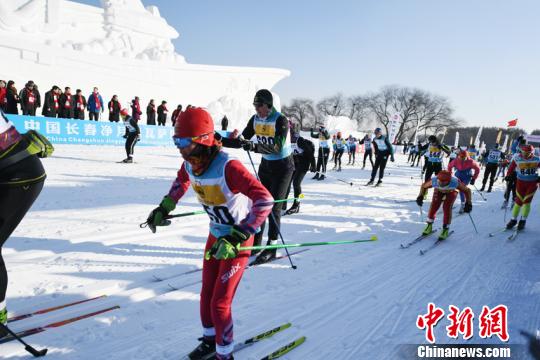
[507,118,518,127]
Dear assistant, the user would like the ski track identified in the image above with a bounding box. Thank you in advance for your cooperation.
[1,145,539,359]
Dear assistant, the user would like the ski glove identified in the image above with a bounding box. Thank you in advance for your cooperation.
[463,202,472,213]
[146,195,176,233]
[416,195,424,207]
[241,140,257,152]
[390,155,395,162]
[207,225,251,260]
[470,179,475,186]
[23,130,55,158]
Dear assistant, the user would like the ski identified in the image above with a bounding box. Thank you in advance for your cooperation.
[489,228,508,237]
[182,323,292,360]
[7,294,107,323]
[248,249,310,267]
[0,305,120,344]
[419,231,454,255]
[152,268,202,282]
[260,336,306,360]
[508,229,522,241]
[400,230,437,249]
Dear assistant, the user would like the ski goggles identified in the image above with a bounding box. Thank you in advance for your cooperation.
[173,133,212,149]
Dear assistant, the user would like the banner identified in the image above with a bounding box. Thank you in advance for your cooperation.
[501,134,509,152]
[495,129,502,144]
[388,113,402,144]
[454,131,459,148]
[525,134,540,143]
[7,114,174,147]
[474,126,483,148]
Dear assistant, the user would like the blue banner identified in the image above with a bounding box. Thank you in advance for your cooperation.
[7,114,174,147]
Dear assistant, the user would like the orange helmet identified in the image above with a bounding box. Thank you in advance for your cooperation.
[120,108,129,117]
[520,144,534,159]
[458,150,469,159]
[437,170,452,184]
[174,107,215,147]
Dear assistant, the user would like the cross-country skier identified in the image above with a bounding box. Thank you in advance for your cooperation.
[310,125,330,180]
[496,154,510,181]
[222,89,294,264]
[360,134,374,169]
[467,144,479,161]
[504,144,539,230]
[0,110,52,336]
[145,107,273,360]
[120,108,140,163]
[407,141,418,164]
[447,150,480,213]
[284,132,316,215]
[333,132,346,171]
[420,135,451,182]
[416,170,473,240]
[480,143,505,192]
[366,128,394,186]
[347,135,357,165]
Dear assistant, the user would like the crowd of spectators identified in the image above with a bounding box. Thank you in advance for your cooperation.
[0,79,183,126]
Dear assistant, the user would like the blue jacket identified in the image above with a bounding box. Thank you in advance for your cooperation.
[87,93,104,113]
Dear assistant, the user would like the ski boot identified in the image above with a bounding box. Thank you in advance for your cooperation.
[252,248,277,265]
[0,306,7,339]
[375,179,382,186]
[361,166,365,170]
[312,173,320,180]
[317,174,326,181]
[458,203,465,214]
[518,219,526,231]
[422,222,433,236]
[438,227,450,240]
[337,166,342,172]
[216,354,235,360]
[480,184,485,192]
[366,179,374,186]
[506,219,518,230]
[285,202,300,215]
[188,337,216,360]
[501,199,508,209]
[121,157,133,163]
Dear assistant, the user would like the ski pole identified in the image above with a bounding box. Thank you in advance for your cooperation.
[237,236,378,252]
[468,213,479,234]
[140,195,306,228]
[316,171,354,186]
[246,150,296,269]
[472,184,487,201]
[419,205,424,222]
[0,323,48,357]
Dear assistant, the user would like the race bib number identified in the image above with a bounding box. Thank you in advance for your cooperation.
[202,205,235,225]
[429,146,441,158]
[518,162,538,176]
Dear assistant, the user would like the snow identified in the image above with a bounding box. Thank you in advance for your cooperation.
[1,144,539,359]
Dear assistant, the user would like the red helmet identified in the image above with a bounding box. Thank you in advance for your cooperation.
[437,170,452,184]
[120,108,129,117]
[520,144,534,159]
[174,107,215,147]
[458,150,468,159]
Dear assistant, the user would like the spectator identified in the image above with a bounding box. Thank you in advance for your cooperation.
[0,80,6,112]
[146,99,156,125]
[157,100,168,126]
[59,87,74,118]
[74,89,87,120]
[5,81,20,115]
[221,115,229,131]
[87,87,104,121]
[108,95,121,122]
[171,104,182,126]
[33,84,41,112]
[131,96,142,121]
[42,85,61,118]
[19,81,38,116]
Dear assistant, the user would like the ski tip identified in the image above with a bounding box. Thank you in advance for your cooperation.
[370,235,378,241]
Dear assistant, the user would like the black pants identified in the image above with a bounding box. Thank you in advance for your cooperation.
[283,168,307,210]
[316,147,330,174]
[348,148,356,164]
[482,163,498,189]
[125,133,139,158]
[89,111,100,121]
[363,150,373,168]
[0,180,44,303]
[370,153,389,181]
[424,161,443,182]
[504,173,517,202]
[408,152,416,163]
[334,149,344,168]
[254,157,294,245]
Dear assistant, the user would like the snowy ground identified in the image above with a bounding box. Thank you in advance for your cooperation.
[1,144,539,359]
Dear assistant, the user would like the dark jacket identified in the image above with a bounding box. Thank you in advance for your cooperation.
[19,87,38,115]
[293,137,316,172]
[221,116,229,131]
[5,87,19,115]
[74,94,87,120]
[59,93,74,118]
[146,104,156,125]
[108,100,121,122]
[157,104,168,124]
[372,135,394,157]
[42,90,59,118]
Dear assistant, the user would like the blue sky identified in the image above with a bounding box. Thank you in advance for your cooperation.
[75,0,540,131]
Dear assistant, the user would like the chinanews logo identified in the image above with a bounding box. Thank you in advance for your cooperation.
[221,264,241,284]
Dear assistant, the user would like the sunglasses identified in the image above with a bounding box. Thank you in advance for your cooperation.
[173,132,212,149]
[253,103,265,108]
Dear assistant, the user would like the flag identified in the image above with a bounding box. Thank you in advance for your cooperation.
[507,118,518,127]
[474,126,483,148]
[454,131,459,148]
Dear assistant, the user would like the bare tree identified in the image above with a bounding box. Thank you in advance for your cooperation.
[347,95,369,128]
[281,98,316,130]
[316,93,347,117]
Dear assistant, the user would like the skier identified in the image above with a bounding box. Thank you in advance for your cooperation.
[480,143,505,192]
[120,108,140,163]
[346,135,357,165]
[447,150,480,213]
[145,107,273,360]
[416,170,473,240]
[333,132,346,171]
[310,125,330,180]
[331,134,337,164]
[0,110,52,335]
[504,144,539,230]
[284,132,316,215]
[467,144,479,161]
[407,141,418,164]
[360,134,374,169]
[366,128,394,186]
[420,135,451,182]
[222,89,294,263]
[496,154,510,181]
